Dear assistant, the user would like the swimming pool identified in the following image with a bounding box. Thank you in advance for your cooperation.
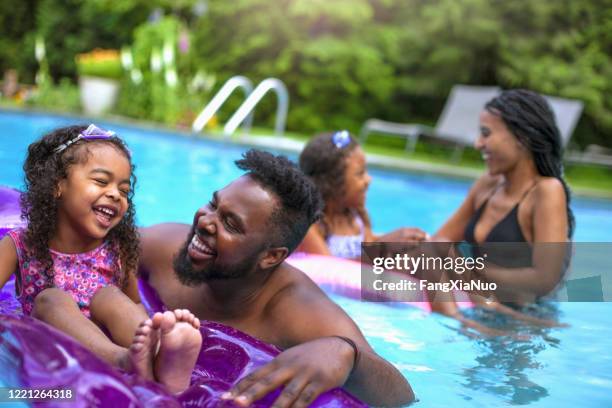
[1,110,612,407]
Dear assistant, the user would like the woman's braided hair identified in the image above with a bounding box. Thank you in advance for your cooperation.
[485,89,575,238]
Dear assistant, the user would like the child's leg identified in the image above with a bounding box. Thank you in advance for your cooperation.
[32,288,128,367]
[33,288,162,381]
[89,285,149,348]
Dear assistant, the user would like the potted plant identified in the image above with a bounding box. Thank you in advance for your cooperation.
[76,49,123,115]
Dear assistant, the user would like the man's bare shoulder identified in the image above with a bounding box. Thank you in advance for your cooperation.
[264,262,369,349]
[140,222,191,242]
[139,223,191,274]
[140,223,190,252]
[267,262,330,305]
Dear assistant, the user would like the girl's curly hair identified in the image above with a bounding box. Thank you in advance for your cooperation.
[20,125,139,288]
[299,132,371,236]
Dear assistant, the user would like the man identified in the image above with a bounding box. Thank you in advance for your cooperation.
[139,149,415,407]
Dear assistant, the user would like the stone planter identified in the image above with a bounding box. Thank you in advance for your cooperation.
[78,76,120,116]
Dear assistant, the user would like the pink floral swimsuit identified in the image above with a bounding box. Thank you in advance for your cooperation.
[8,228,121,317]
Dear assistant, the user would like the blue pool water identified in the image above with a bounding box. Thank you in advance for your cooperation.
[1,110,612,407]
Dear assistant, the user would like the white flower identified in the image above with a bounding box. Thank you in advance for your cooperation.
[121,48,133,70]
[35,37,46,62]
[150,48,162,73]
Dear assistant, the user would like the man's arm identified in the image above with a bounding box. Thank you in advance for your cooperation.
[227,271,415,407]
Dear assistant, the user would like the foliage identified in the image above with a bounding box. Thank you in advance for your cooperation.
[0,0,38,84]
[191,0,611,147]
[494,0,612,147]
[26,77,80,112]
[115,16,214,126]
[0,0,198,82]
[76,49,123,79]
[191,0,396,132]
[0,0,609,146]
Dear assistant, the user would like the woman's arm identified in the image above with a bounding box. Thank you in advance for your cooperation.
[0,236,17,289]
[474,178,569,297]
[433,176,492,241]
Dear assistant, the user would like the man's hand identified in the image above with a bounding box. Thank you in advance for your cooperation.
[222,337,355,408]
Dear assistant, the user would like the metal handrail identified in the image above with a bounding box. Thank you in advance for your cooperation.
[192,75,254,133]
[223,78,289,137]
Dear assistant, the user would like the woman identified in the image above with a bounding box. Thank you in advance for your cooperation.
[433,89,573,310]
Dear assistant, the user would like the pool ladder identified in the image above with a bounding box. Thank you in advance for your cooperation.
[192,75,289,137]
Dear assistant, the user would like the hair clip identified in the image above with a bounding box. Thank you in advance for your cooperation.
[54,124,116,154]
[332,130,351,149]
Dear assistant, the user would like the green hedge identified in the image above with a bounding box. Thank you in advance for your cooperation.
[0,0,609,148]
[190,0,612,148]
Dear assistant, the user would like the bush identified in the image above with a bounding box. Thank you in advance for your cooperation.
[27,77,80,112]
[115,16,213,127]
[191,0,611,147]
[0,0,609,147]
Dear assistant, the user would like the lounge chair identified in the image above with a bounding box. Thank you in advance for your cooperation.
[359,85,501,159]
[565,145,612,168]
[543,96,612,168]
[545,95,584,148]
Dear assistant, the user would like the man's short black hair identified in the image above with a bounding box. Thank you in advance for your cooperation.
[235,149,322,253]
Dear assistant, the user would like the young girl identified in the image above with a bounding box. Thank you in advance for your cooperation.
[298,130,427,259]
[0,124,202,393]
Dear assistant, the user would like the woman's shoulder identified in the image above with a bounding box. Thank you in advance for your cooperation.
[532,177,567,205]
[534,177,565,195]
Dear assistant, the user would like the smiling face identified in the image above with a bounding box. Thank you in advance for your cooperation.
[174,175,278,284]
[342,146,371,208]
[475,110,530,175]
[55,143,131,247]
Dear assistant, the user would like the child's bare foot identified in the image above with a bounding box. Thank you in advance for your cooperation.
[172,308,201,330]
[127,314,162,381]
[154,309,202,393]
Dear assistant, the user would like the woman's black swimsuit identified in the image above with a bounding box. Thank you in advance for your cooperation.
[463,183,537,268]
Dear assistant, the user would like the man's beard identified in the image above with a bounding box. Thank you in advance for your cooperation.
[172,231,263,286]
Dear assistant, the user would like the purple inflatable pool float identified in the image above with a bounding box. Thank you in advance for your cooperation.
[0,186,367,407]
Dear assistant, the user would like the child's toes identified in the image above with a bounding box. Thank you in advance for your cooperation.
[173,309,184,321]
[151,313,164,330]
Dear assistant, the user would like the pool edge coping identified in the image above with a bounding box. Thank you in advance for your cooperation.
[2,106,611,199]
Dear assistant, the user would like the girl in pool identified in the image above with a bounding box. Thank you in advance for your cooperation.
[298,130,427,259]
[432,89,573,307]
[0,124,201,393]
